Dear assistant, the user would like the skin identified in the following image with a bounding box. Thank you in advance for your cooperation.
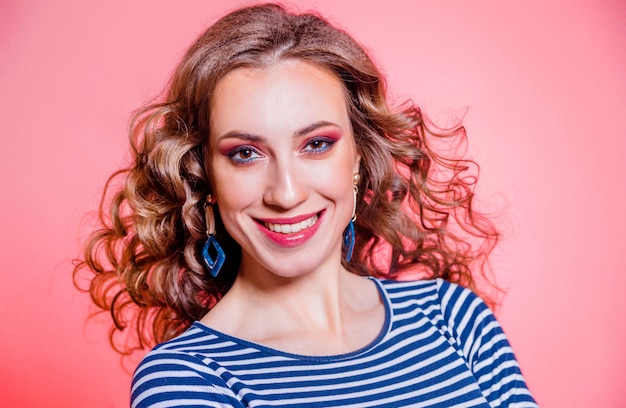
[201,60,385,356]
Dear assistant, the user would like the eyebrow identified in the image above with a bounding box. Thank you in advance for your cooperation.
[216,120,340,142]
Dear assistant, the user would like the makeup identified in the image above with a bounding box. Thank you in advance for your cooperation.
[256,211,324,248]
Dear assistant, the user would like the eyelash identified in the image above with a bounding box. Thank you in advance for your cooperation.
[225,137,336,165]
[302,137,336,154]
[227,146,262,164]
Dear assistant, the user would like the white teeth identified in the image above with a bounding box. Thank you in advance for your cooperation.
[265,214,318,234]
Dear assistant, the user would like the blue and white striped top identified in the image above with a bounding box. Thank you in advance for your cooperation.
[131,279,537,407]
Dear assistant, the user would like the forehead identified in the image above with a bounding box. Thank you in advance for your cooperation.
[209,60,350,137]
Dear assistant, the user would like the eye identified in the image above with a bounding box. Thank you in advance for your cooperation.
[227,146,262,164]
[302,137,335,154]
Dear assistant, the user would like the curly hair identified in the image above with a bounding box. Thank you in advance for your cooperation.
[74,3,499,354]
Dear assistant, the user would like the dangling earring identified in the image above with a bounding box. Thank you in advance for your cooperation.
[342,173,360,262]
[202,194,225,278]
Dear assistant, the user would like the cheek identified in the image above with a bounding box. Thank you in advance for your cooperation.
[308,157,356,202]
[210,164,259,215]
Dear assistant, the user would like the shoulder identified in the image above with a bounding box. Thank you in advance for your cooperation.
[383,278,494,341]
[373,277,480,312]
[373,277,440,302]
[131,324,240,408]
[375,278,537,406]
[374,278,494,343]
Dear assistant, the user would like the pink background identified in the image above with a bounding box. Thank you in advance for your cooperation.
[1,0,625,406]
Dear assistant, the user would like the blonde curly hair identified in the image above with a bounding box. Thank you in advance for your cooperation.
[74,3,499,354]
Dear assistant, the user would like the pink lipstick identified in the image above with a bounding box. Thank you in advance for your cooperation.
[256,211,324,248]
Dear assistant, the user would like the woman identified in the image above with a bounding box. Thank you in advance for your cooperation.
[75,3,537,407]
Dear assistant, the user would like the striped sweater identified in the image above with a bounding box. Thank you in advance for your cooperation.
[131,279,537,407]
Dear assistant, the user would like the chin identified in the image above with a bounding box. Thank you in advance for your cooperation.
[245,250,338,281]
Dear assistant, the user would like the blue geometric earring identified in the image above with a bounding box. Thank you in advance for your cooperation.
[342,173,360,263]
[342,218,355,262]
[202,194,225,278]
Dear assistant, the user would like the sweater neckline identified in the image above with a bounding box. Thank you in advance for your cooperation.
[192,277,392,362]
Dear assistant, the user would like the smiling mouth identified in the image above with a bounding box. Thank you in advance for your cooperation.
[263,213,320,234]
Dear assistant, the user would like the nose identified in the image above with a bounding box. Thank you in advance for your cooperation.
[263,161,308,210]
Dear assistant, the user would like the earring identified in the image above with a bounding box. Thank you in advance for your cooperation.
[342,173,360,262]
[202,194,225,278]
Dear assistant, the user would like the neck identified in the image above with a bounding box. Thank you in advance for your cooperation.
[200,253,384,356]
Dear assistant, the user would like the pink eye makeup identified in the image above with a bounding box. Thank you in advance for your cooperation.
[220,143,264,165]
[300,131,341,156]
[215,125,343,164]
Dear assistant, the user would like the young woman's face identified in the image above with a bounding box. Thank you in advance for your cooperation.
[208,60,360,279]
